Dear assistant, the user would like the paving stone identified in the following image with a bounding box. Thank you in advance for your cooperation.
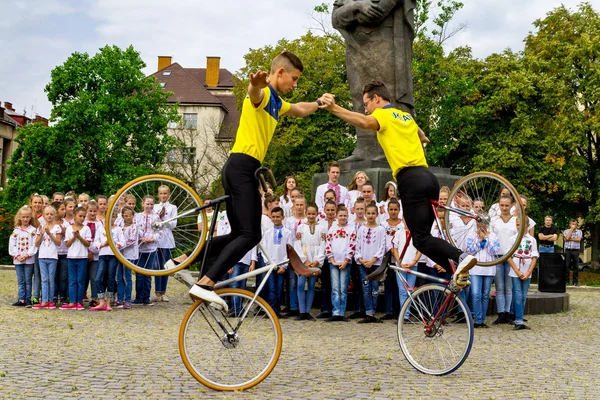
[0,270,599,399]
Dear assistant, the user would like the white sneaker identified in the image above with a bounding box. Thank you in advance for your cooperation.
[453,255,477,286]
[164,259,178,270]
[189,285,228,313]
[161,295,169,302]
[151,295,162,302]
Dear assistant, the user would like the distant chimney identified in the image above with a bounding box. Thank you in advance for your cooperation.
[158,56,172,71]
[4,102,14,111]
[32,115,49,127]
[205,56,220,87]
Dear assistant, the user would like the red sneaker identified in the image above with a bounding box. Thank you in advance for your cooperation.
[59,303,76,310]
[47,302,57,309]
[75,303,85,311]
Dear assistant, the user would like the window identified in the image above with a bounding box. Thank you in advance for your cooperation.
[162,71,172,76]
[166,147,196,164]
[160,82,166,88]
[182,147,196,164]
[183,113,197,129]
[168,121,178,129]
[167,150,177,163]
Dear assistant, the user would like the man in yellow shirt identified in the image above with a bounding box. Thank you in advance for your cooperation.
[187,51,324,310]
[319,81,477,285]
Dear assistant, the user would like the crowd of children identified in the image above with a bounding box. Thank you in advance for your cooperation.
[9,166,539,330]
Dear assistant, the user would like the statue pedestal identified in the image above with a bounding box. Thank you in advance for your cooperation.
[311,165,462,203]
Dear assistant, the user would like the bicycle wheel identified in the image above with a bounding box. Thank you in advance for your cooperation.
[179,288,282,391]
[398,284,473,376]
[106,174,207,276]
[444,171,526,266]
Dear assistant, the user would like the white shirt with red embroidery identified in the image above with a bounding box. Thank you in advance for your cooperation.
[392,226,419,265]
[9,225,38,265]
[37,224,62,259]
[121,224,140,261]
[355,225,386,265]
[284,216,307,237]
[135,212,161,253]
[508,233,539,277]
[325,225,356,264]
[380,219,404,253]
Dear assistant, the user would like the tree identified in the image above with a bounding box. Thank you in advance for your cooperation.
[521,2,600,260]
[162,116,233,198]
[233,31,354,197]
[5,45,178,208]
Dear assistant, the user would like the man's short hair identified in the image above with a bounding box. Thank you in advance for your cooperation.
[271,51,304,73]
[328,161,341,172]
[362,81,392,102]
[271,207,284,216]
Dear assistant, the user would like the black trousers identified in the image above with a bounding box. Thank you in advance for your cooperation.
[204,153,263,282]
[396,167,462,271]
[565,249,579,284]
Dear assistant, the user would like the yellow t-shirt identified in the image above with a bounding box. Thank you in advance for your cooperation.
[370,105,428,177]
[230,86,291,162]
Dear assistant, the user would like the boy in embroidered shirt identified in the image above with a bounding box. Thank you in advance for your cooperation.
[325,205,357,321]
[261,207,293,317]
[508,218,538,330]
[355,203,386,323]
[348,197,367,319]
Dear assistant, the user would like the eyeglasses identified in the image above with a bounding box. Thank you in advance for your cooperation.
[364,97,374,107]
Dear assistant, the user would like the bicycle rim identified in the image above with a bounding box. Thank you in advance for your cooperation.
[398,284,473,375]
[444,171,526,266]
[179,288,282,391]
[106,174,207,276]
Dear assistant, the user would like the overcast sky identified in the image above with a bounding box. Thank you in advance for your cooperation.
[0,0,597,119]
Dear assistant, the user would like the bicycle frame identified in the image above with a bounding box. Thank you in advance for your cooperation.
[391,199,476,327]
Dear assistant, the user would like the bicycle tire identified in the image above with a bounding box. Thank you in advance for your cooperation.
[398,284,474,375]
[444,171,526,266]
[179,288,283,391]
[106,174,207,276]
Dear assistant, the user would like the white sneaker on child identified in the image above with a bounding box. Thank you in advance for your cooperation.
[189,285,228,313]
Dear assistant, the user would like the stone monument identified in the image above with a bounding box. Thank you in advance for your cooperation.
[333,0,416,170]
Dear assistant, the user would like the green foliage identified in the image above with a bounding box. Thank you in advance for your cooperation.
[233,32,354,199]
[4,45,178,209]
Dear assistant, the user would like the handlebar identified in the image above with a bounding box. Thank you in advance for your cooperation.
[255,167,277,194]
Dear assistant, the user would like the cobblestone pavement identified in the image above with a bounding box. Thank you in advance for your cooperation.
[1,270,599,400]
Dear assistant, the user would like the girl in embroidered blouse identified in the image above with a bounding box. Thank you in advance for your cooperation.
[9,206,38,307]
[355,203,386,323]
[294,203,326,321]
[33,206,62,309]
[325,205,357,321]
[379,198,403,320]
[280,176,297,218]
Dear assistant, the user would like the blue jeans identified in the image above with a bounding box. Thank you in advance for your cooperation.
[511,277,531,325]
[287,267,298,311]
[15,264,34,302]
[396,266,417,318]
[154,247,171,294]
[330,264,351,317]
[538,245,554,253]
[55,255,69,300]
[33,254,41,299]
[267,271,286,315]
[297,275,318,314]
[230,262,250,313]
[359,265,380,315]
[495,261,512,313]
[135,252,156,303]
[254,253,269,302]
[117,261,133,302]
[68,258,88,304]
[87,260,98,299]
[39,258,57,303]
[470,275,494,324]
[97,255,118,299]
